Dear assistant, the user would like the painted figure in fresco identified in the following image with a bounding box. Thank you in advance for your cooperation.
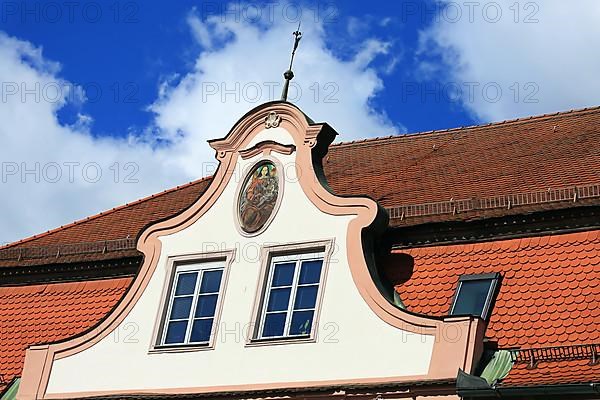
[239,162,279,233]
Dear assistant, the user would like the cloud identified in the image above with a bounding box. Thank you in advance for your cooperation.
[149,5,402,177]
[0,32,186,245]
[417,0,600,121]
[0,3,398,244]
[187,10,213,50]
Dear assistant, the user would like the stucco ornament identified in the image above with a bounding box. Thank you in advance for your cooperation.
[238,161,279,233]
[264,111,281,128]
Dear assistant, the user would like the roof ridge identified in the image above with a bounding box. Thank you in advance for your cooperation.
[331,105,600,148]
[0,176,213,250]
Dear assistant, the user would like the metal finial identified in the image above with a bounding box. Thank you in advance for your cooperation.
[281,21,302,102]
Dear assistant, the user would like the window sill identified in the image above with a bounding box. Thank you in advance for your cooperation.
[245,335,315,347]
[148,342,213,354]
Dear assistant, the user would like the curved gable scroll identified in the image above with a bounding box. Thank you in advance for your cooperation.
[19,102,485,400]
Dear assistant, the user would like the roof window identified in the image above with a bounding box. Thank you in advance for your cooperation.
[450,273,500,320]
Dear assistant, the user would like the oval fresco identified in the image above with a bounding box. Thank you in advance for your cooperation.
[238,161,280,234]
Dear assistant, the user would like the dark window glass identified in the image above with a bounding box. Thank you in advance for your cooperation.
[162,264,225,346]
[272,263,295,286]
[263,313,286,337]
[195,294,218,318]
[165,321,188,344]
[171,296,193,319]
[289,310,314,335]
[257,254,326,340]
[190,318,214,342]
[200,270,223,294]
[299,260,322,284]
[267,287,291,312]
[294,285,318,310]
[175,272,198,295]
[451,279,494,318]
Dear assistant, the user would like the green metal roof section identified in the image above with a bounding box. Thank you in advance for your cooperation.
[480,350,514,385]
[0,378,20,400]
[393,290,406,309]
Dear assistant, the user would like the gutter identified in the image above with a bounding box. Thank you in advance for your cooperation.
[457,369,600,398]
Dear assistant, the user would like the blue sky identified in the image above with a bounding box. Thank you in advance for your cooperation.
[2,0,475,137]
[1,0,599,243]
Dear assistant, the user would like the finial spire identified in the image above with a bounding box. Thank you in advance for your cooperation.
[281,21,302,102]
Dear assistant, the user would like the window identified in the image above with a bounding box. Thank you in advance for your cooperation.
[450,273,500,320]
[256,251,325,340]
[160,261,225,346]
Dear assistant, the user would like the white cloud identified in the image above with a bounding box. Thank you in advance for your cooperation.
[418,0,600,121]
[0,3,398,244]
[187,9,213,50]
[150,6,401,177]
[0,32,185,245]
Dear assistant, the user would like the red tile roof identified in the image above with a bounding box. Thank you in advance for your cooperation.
[394,230,600,348]
[0,178,212,267]
[391,230,600,386]
[0,278,132,391]
[501,358,600,386]
[2,107,600,267]
[325,107,600,212]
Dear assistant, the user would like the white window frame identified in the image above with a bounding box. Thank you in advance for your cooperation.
[160,261,224,346]
[248,240,334,345]
[151,250,234,353]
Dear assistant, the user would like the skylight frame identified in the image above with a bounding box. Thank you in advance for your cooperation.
[449,273,500,320]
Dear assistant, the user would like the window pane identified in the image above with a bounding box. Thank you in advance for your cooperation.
[175,272,198,295]
[165,320,188,344]
[190,318,214,343]
[200,270,223,294]
[170,296,193,319]
[272,263,295,287]
[262,312,286,337]
[452,280,493,317]
[195,294,218,318]
[290,310,314,335]
[294,285,318,310]
[267,287,291,312]
[299,260,322,284]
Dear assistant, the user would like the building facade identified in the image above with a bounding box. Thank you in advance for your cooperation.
[1,102,599,399]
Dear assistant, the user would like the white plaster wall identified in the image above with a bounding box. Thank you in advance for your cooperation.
[46,128,434,394]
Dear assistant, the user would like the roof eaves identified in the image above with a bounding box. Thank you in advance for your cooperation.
[458,383,600,398]
[457,369,600,398]
[61,379,457,400]
[0,177,212,250]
